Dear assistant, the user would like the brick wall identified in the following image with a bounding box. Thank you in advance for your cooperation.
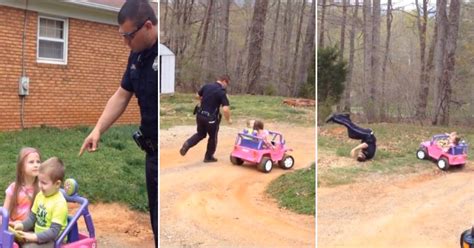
[0,6,141,131]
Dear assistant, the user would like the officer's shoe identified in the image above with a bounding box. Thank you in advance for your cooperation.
[180,142,190,156]
[203,157,218,163]
[325,113,335,123]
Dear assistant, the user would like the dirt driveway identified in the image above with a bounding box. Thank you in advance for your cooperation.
[159,122,315,247]
[75,203,154,248]
[318,152,474,248]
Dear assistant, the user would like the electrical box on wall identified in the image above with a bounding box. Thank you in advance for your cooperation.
[19,76,29,96]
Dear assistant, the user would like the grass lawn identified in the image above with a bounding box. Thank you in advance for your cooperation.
[0,125,149,212]
[160,93,315,128]
[318,123,474,187]
[266,163,315,215]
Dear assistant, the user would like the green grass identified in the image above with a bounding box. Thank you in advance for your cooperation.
[160,93,315,129]
[266,164,315,215]
[318,123,474,187]
[0,125,149,212]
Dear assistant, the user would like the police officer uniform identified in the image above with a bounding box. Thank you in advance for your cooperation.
[181,82,229,161]
[121,40,158,246]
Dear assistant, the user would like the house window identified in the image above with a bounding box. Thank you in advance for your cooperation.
[37,16,68,64]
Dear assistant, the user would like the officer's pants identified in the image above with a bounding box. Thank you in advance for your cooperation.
[146,151,158,248]
[332,114,372,141]
[185,114,221,159]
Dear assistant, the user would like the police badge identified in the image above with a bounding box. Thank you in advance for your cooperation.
[152,56,158,71]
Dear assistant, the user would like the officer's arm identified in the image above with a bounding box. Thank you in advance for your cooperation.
[350,143,368,157]
[222,105,231,124]
[94,87,133,134]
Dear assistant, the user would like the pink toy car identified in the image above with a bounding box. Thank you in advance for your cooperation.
[230,130,294,173]
[416,134,468,170]
[0,179,96,248]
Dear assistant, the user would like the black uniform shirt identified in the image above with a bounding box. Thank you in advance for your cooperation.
[362,134,377,159]
[198,82,229,115]
[121,40,158,143]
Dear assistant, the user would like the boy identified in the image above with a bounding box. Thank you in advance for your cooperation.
[14,157,68,248]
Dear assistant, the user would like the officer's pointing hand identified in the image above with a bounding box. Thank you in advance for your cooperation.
[79,130,100,156]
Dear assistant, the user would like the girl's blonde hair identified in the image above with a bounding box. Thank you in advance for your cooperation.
[8,147,41,218]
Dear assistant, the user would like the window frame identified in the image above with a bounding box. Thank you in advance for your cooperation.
[36,15,69,65]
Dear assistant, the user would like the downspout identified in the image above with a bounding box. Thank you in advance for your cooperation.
[20,0,29,130]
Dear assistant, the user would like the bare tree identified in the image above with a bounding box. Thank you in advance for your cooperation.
[339,0,348,61]
[267,0,281,82]
[296,0,316,96]
[436,0,462,125]
[199,0,215,83]
[217,0,230,74]
[246,0,270,93]
[432,0,448,125]
[162,0,169,40]
[380,0,392,121]
[319,0,327,48]
[278,1,295,95]
[290,0,306,96]
[415,0,429,120]
[363,0,372,120]
[343,0,359,112]
[369,0,381,122]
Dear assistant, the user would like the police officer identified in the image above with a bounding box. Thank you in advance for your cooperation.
[180,75,232,162]
[79,0,158,247]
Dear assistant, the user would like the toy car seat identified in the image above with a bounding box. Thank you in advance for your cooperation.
[66,216,79,243]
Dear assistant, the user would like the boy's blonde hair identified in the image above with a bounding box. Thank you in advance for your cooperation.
[39,157,65,183]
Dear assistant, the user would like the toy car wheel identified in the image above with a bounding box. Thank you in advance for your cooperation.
[437,157,450,170]
[257,157,273,173]
[230,155,244,165]
[460,227,473,248]
[416,147,427,160]
[278,154,294,169]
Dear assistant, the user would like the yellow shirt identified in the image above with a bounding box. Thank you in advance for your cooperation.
[31,191,68,240]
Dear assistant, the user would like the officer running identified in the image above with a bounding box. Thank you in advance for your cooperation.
[79,0,158,247]
[180,75,232,162]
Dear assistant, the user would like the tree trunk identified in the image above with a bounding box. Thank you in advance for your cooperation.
[380,0,392,121]
[438,0,461,125]
[163,0,169,41]
[318,0,327,48]
[267,0,281,89]
[339,0,348,62]
[343,0,359,112]
[246,0,270,93]
[296,0,316,97]
[199,0,215,84]
[278,0,295,95]
[432,0,448,125]
[290,0,306,96]
[363,0,372,121]
[415,0,429,120]
[218,0,230,74]
[369,0,381,122]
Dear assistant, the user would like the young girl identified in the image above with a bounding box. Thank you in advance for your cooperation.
[253,120,275,149]
[442,132,461,152]
[3,147,41,223]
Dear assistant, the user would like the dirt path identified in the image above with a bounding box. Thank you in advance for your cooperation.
[159,122,315,247]
[318,154,474,248]
[75,203,154,248]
